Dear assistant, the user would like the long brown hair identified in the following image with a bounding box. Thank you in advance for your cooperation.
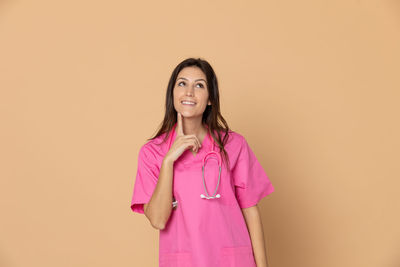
[147,57,232,171]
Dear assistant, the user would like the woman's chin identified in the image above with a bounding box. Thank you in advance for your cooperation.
[179,111,201,119]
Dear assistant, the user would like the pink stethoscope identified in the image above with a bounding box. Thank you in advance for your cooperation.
[167,123,222,207]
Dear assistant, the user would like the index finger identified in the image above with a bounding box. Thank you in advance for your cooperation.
[176,112,184,136]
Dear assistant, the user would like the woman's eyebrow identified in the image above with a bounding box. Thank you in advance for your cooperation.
[177,77,206,83]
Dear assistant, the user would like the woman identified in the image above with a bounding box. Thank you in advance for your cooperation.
[130,57,275,267]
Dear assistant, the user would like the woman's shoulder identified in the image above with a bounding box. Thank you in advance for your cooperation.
[216,129,245,147]
[227,129,245,140]
[138,132,170,160]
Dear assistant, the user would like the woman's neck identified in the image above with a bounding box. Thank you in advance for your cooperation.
[180,118,207,137]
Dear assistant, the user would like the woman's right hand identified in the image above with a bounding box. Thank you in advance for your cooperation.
[165,112,202,163]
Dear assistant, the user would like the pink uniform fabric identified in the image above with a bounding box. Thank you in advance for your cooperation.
[130,124,275,267]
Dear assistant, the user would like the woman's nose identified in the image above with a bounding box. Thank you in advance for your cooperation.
[185,86,195,96]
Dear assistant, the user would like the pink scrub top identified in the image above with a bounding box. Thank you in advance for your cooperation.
[130,124,275,267]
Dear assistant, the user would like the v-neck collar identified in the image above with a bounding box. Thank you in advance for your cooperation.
[189,130,210,158]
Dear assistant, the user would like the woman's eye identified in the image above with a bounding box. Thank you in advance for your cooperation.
[177,81,204,88]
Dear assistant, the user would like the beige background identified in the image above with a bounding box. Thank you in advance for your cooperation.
[1,0,399,266]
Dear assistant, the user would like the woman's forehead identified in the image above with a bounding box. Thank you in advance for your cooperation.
[177,67,206,80]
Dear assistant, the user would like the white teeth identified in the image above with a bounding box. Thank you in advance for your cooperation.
[182,101,196,105]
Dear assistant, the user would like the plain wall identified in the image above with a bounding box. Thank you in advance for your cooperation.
[0,0,399,266]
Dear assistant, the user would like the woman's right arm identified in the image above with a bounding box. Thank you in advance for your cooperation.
[143,156,175,230]
[142,112,201,230]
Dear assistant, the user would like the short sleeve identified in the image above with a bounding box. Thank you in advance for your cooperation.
[130,145,160,214]
[231,135,275,209]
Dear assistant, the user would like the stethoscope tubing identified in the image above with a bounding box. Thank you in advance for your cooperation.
[201,152,222,199]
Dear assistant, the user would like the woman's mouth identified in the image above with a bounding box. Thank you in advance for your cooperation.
[181,101,196,106]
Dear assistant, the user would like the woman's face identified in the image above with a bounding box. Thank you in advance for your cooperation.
[173,66,211,119]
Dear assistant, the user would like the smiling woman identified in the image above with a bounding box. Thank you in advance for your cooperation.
[130,57,275,267]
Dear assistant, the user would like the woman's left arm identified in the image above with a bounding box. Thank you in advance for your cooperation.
[242,204,269,267]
